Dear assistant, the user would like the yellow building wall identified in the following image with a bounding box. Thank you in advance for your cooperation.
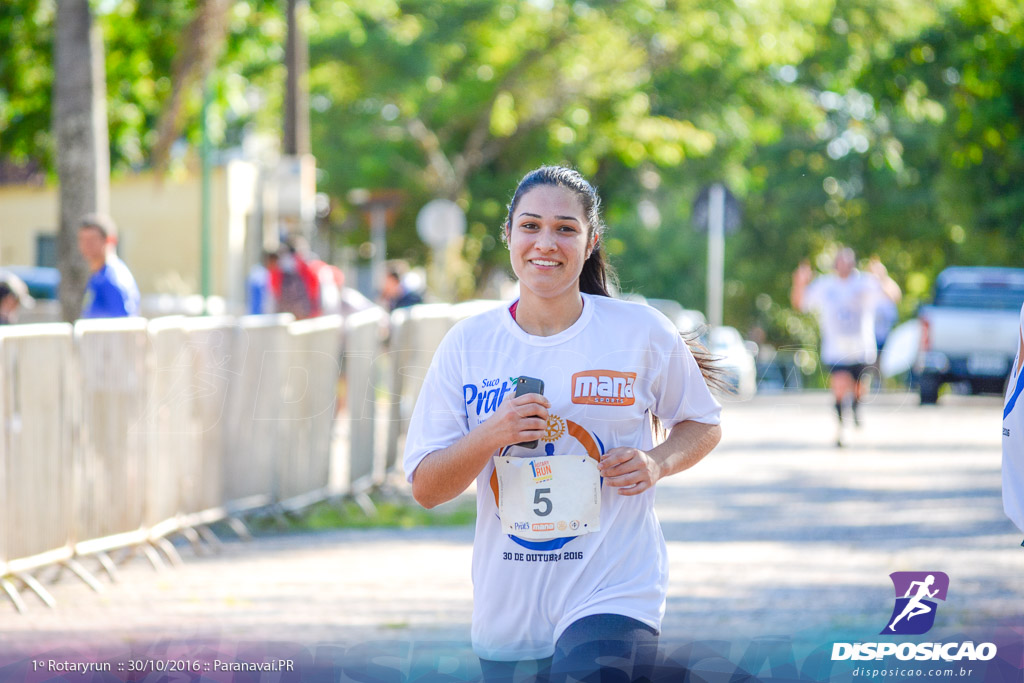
[0,163,255,307]
[0,183,56,266]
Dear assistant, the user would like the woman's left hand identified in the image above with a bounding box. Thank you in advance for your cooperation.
[598,447,662,495]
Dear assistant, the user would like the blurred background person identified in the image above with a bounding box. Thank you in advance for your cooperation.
[247,250,276,315]
[268,237,320,319]
[871,257,900,353]
[303,247,346,317]
[77,213,140,319]
[381,261,423,311]
[0,272,33,324]
[791,247,901,446]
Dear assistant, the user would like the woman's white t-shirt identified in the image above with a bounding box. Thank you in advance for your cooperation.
[403,293,722,661]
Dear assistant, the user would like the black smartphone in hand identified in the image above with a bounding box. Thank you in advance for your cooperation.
[514,375,545,449]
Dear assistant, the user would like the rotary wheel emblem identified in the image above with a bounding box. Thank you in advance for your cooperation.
[541,414,567,443]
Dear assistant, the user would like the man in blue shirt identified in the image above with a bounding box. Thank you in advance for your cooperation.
[381,263,423,311]
[77,213,140,318]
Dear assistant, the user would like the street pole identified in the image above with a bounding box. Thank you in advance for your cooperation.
[371,206,387,293]
[707,183,725,330]
[200,77,212,313]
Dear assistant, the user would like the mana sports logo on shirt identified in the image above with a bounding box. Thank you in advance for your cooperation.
[571,370,636,406]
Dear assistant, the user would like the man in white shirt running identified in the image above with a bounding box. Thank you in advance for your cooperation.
[1002,302,1024,536]
[791,247,901,446]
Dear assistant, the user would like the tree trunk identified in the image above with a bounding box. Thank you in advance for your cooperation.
[284,0,311,156]
[150,0,232,173]
[53,0,110,322]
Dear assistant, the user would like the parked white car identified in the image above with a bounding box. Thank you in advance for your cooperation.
[708,325,758,401]
[634,296,757,400]
[643,297,707,336]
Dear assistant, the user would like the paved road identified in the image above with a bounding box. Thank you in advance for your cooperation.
[1,392,1018,662]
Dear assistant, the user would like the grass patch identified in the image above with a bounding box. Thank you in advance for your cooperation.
[304,499,476,530]
[246,495,476,533]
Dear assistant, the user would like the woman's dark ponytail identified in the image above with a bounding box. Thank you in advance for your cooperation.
[579,244,614,297]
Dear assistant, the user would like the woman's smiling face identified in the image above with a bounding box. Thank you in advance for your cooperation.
[506,184,596,302]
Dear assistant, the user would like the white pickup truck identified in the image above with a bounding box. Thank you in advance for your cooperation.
[915,266,1024,404]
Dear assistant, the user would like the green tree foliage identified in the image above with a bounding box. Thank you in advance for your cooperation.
[706,0,1023,345]
[1,0,1020,347]
[858,0,1024,272]
[306,0,855,298]
[0,0,56,174]
[0,0,283,177]
[307,0,713,289]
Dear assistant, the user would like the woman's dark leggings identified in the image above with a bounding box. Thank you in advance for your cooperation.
[478,613,660,682]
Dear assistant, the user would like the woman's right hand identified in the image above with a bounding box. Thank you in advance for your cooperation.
[411,391,550,508]
[484,392,550,449]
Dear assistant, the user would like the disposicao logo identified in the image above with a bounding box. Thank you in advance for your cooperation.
[831,572,997,663]
[883,571,948,635]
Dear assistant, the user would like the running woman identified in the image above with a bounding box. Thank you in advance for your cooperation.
[403,166,722,681]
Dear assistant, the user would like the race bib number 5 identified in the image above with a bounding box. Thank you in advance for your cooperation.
[494,455,601,540]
